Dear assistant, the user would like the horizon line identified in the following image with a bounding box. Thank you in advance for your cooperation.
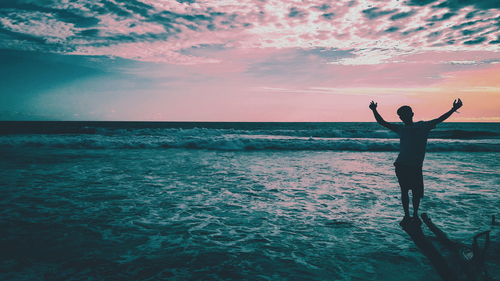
[1,120,499,123]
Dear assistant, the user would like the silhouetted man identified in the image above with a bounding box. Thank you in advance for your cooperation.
[369,99,463,226]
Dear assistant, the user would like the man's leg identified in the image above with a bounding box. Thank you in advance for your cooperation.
[412,193,420,217]
[401,190,410,217]
[411,166,424,224]
[395,164,412,226]
[399,189,411,226]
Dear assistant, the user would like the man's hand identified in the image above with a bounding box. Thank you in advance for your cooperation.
[370,101,397,132]
[430,98,464,125]
[452,98,463,111]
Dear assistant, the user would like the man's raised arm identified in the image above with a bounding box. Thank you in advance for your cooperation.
[369,101,398,132]
[429,98,463,126]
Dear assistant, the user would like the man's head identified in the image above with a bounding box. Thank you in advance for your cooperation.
[397,105,414,124]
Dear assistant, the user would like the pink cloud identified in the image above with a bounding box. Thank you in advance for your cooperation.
[2,0,498,65]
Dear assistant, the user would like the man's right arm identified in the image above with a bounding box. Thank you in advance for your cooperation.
[428,98,462,126]
[369,101,398,132]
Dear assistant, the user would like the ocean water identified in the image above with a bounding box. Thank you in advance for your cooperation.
[0,122,499,281]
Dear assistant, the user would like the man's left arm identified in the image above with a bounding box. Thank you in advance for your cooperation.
[429,98,463,126]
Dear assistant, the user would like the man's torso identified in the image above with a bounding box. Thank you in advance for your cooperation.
[395,121,435,166]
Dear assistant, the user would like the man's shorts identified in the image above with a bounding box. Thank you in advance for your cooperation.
[394,163,424,198]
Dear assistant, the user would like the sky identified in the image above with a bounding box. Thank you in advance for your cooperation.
[0,0,499,121]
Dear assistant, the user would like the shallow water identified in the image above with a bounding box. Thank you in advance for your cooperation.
[1,148,498,280]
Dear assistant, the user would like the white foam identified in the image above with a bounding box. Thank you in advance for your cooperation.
[1,134,498,152]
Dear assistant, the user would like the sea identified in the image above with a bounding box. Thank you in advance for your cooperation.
[0,121,499,281]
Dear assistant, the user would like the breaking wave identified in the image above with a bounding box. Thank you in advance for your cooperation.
[2,125,499,139]
[0,134,498,152]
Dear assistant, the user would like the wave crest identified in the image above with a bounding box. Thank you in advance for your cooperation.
[1,135,498,152]
[1,122,498,140]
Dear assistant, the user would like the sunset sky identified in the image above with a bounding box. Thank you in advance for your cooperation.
[0,0,499,121]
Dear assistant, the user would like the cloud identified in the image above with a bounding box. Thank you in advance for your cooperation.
[407,0,500,10]
[385,26,400,33]
[288,7,307,19]
[0,0,497,65]
[446,60,478,64]
[390,10,417,20]
[253,86,441,96]
[244,48,354,81]
[0,10,75,43]
[70,41,221,64]
[463,36,488,45]
[328,48,413,65]
[362,7,398,20]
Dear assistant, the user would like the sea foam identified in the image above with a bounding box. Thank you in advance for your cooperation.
[0,133,498,152]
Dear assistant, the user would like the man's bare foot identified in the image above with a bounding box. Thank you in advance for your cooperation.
[399,215,411,227]
[412,216,422,225]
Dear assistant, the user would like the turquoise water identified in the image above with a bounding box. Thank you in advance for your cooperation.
[0,122,499,280]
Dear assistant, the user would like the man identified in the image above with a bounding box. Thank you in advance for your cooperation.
[369,99,463,226]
